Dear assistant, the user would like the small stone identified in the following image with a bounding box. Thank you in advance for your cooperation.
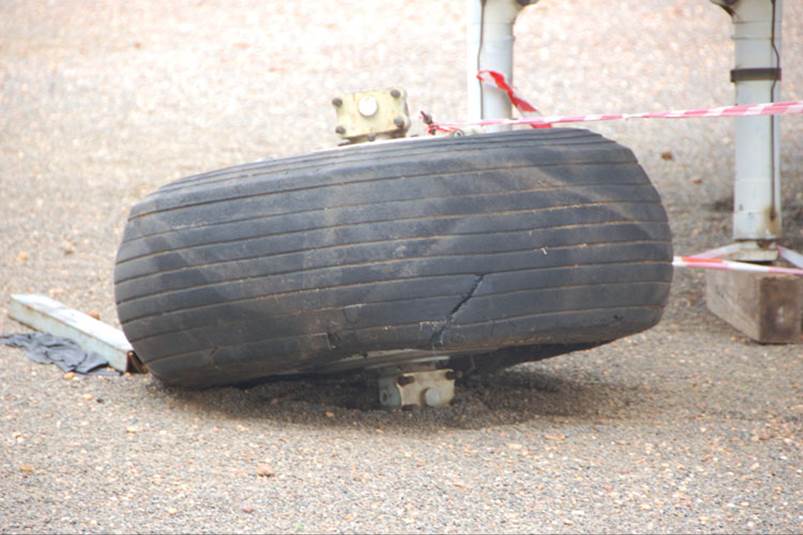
[19,464,34,474]
[126,426,139,434]
[241,504,254,514]
[16,251,29,263]
[544,433,566,441]
[324,411,335,418]
[167,508,177,516]
[506,443,523,450]
[690,178,703,185]
[63,372,76,381]
[62,241,75,255]
[256,464,274,478]
[82,393,94,401]
[660,151,674,161]
[87,310,101,320]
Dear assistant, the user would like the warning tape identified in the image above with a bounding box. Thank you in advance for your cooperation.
[672,256,803,277]
[476,70,540,115]
[427,70,803,131]
[673,245,803,276]
[434,99,803,130]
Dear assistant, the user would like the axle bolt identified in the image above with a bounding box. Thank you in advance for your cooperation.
[397,375,415,387]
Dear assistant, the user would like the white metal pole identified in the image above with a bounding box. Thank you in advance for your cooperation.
[466,0,530,130]
[728,0,783,243]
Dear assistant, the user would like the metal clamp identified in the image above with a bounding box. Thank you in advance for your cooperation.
[377,367,456,409]
[331,88,411,144]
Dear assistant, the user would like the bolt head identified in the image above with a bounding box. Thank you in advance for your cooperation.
[424,388,442,407]
[393,116,405,129]
[335,126,346,135]
[331,97,343,107]
[358,96,378,117]
[390,89,401,98]
[397,375,414,387]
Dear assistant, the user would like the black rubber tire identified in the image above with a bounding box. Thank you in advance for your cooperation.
[114,128,673,388]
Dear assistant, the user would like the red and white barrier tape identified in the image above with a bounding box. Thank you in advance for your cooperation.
[673,244,803,276]
[433,99,803,130]
[477,70,540,114]
[672,256,803,277]
[426,70,803,131]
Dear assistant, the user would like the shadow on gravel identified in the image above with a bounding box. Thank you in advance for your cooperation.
[156,364,658,433]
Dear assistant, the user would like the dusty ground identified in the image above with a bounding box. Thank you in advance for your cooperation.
[1,1,801,533]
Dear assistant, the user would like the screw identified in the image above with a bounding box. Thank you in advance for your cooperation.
[424,388,442,407]
[393,116,405,129]
[397,375,414,387]
[335,126,345,135]
[390,89,401,98]
[331,97,343,107]
[358,96,378,117]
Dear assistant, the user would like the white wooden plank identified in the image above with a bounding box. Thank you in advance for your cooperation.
[8,294,131,372]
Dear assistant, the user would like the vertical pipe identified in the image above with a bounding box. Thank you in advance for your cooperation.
[729,0,783,242]
[466,0,526,130]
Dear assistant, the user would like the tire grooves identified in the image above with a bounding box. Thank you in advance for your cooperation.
[129,279,671,348]
[121,177,655,247]
[115,216,667,287]
[129,153,636,221]
[117,179,653,264]
[156,135,611,195]
[156,130,604,193]
[116,238,671,311]
[121,261,672,338]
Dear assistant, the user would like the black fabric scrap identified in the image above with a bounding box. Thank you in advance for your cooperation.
[0,333,120,375]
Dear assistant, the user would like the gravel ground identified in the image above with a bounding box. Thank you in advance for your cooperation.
[1,1,801,533]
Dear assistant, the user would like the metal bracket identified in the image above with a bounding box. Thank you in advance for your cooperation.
[377,365,456,409]
[730,67,782,83]
[331,88,411,144]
